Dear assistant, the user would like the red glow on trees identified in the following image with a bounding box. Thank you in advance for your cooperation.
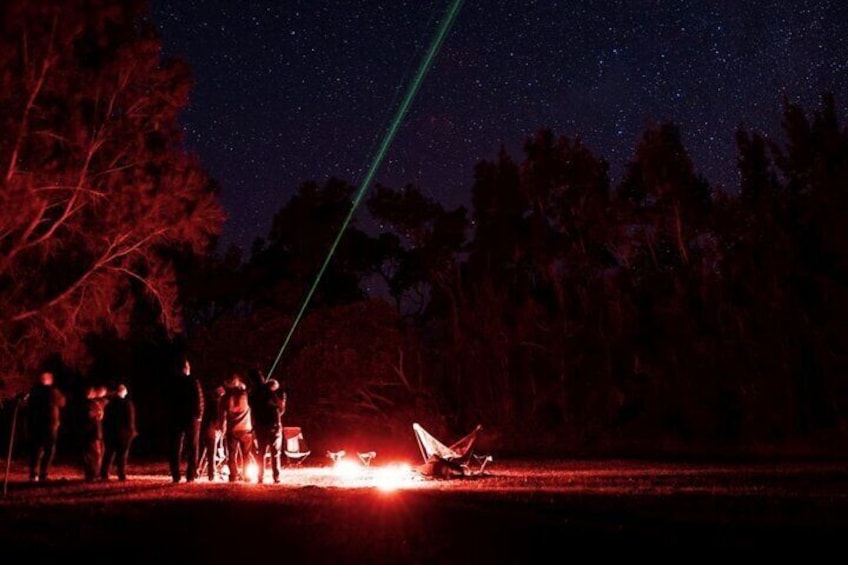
[0,0,224,393]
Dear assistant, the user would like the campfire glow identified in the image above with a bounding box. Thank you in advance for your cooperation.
[326,451,418,489]
[245,461,260,483]
[332,457,362,478]
[374,463,414,492]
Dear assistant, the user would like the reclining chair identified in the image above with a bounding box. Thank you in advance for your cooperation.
[412,422,491,478]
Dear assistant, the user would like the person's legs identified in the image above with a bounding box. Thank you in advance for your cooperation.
[215,431,227,478]
[39,431,57,481]
[269,432,282,482]
[185,420,200,481]
[116,435,132,481]
[204,432,217,480]
[92,439,104,480]
[83,437,98,481]
[226,434,241,481]
[168,428,184,482]
[38,430,59,481]
[101,440,115,480]
[241,432,256,481]
[255,431,268,483]
[29,433,44,481]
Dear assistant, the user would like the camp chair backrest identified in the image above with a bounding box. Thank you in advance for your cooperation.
[283,426,310,465]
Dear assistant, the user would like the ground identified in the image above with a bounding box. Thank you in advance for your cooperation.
[1,459,847,562]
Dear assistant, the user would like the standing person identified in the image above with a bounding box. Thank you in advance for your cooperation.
[167,358,204,483]
[26,370,66,483]
[82,386,109,482]
[201,384,226,481]
[251,377,286,483]
[223,373,254,482]
[100,384,137,481]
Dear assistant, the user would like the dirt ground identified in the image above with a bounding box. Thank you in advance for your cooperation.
[2,459,848,562]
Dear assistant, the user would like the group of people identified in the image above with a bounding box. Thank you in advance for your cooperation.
[20,357,285,485]
[25,370,136,483]
[81,383,137,482]
[168,358,287,484]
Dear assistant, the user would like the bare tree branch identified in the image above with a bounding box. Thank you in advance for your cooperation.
[5,14,57,183]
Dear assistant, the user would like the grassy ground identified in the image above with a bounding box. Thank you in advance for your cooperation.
[2,459,848,562]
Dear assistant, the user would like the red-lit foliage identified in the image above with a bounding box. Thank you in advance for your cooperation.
[0,0,224,393]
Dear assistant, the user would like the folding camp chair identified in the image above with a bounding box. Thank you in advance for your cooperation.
[283,426,311,466]
[198,434,228,479]
[357,451,376,466]
[412,422,491,477]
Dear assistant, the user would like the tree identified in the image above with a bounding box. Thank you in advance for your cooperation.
[247,177,370,310]
[367,183,468,319]
[769,95,848,431]
[0,0,224,394]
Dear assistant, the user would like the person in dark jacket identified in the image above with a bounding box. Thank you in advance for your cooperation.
[100,384,137,481]
[201,384,226,481]
[167,358,205,483]
[26,371,66,482]
[224,373,254,482]
[82,386,109,482]
[251,377,286,483]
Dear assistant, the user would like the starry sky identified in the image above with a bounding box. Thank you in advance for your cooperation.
[149,0,848,253]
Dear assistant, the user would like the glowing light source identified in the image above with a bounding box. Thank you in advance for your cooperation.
[333,458,363,479]
[325,449,418,489]
[245,461,259,483]
[374,463,414,492]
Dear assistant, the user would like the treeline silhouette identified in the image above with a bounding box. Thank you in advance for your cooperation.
[177,94,848,458]
[4,0,845,462]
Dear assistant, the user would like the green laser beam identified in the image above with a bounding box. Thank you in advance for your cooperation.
[266,0,466,381]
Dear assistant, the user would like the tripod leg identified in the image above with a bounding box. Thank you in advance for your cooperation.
[3,401,22,497]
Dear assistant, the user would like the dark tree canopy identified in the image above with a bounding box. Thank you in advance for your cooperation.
[0,0,224,394]
[178,95,848,457]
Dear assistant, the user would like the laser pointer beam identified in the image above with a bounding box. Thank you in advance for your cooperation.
[266,0,466,381]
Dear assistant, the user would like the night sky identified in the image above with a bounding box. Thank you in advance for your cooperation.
[149,1,848,253]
